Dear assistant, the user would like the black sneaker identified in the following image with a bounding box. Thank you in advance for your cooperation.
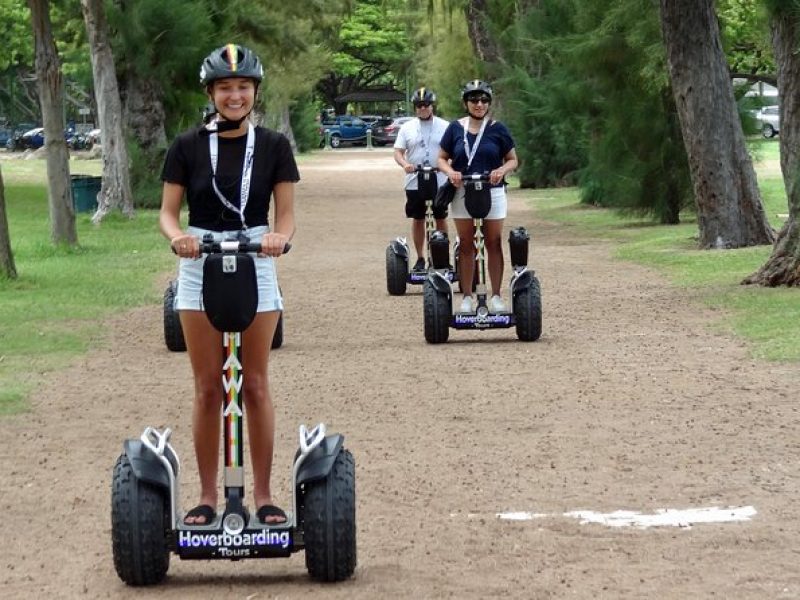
[412,257,426,272]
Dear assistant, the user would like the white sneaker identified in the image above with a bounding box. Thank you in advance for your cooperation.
[459,296,474,313]
[490,295,507,313]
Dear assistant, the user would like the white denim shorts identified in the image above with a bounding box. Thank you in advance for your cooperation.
[175,225,283,312]
[449,185,507,220]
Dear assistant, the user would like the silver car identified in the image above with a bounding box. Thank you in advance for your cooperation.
[757,105,780,138]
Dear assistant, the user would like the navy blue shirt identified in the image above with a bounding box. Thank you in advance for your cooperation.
[439,119,515,187]
[161,125,299,231]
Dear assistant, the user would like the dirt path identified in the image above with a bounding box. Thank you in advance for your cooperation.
[2,148,799,599]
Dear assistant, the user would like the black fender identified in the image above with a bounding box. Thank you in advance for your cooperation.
[511,269,538,296]
[388,239,409,260]
[122,439,175,491]
[426,271,452,296]
[296,434,345,485]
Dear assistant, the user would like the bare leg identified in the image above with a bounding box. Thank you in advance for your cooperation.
[241,311,285,523]
[455,218,476,296]
[179,310,223,524]
[412,218,425,260]
[482,219,505,297]
[435,217,448,237]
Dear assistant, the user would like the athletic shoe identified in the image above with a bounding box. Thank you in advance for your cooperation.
[459,296,474,313]
[412,257,426,272]
[490,295,507,313]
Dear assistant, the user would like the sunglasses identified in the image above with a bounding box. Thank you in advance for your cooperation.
[467,96,491,105]
[414,102,432,108]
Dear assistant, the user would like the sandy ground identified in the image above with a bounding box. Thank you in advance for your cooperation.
[1,148,799,599]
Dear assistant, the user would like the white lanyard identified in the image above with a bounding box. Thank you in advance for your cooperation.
[209,122,255,228]
[417,118,433,164]
[461,117,488,170]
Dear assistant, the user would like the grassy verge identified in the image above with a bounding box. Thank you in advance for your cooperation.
[0,157,175,414]
[526,138,798,362]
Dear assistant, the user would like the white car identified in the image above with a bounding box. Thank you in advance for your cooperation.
[757,105,780,138]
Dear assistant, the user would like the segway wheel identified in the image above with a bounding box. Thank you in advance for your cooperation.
[514,276,542,341]
[111,454,170,586]
[302,449,357,582]
[271,312,284,349]
[163,280,186,352]
[385,246,407,296]
[423,280,450,343]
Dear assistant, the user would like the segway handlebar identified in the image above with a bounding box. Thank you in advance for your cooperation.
[198,240,292,255]
[463,172,491,182]
[415,164,439,173]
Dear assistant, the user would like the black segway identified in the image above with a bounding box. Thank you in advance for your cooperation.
[385,165,455,295]
[113,235,356,585]
[164,280,283,351]
[423,173,542,343]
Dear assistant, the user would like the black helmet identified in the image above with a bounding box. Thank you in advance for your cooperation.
[461,79,493,102]
[200,44,264,87]
[411,86,437,105]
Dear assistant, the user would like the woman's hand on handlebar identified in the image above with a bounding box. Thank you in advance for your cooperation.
[260,232,291,257]
[447,170,463,188]
[171,234,199,258]
[489,168,506,186]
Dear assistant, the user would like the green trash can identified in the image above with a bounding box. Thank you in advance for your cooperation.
[71,175,101,213]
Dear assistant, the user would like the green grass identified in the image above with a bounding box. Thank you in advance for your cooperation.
[528,138,798,362]
[0,158,174,414]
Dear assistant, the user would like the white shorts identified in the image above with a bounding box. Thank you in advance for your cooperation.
[449,185,507,220]
[175,225,283,312]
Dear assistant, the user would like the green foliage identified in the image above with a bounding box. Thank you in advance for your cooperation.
[411,2,478,119]
[718,0,774,75]
[487,0,693,223]
[317,0,414,111]
[0,160,174,413]
[0,0,32,70]
[289,97,324,152]
[529,145,797,361]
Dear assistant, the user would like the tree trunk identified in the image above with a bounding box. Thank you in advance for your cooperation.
[81,0,134,222]
[274,105,297,153]
[0,166,17,279]
[28,0,77,247]
[122,75,167,153]
[464,0,501,66]
[463,0,503,111]
[659,0,774,249]
[743,11,800,286]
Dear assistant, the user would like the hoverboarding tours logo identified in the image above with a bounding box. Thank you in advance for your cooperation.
[454,314,511,326]
[179,529,291,557]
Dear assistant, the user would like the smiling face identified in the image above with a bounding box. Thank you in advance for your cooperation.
[209,77,256,122]
[464,94,491,120]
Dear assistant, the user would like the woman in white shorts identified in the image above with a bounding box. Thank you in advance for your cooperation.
[438,80,519,314]
[159,44,298,527]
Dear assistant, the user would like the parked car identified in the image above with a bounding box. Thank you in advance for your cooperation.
[357,114,384,126]
[7,127,45,151]
[0,128,11,148]
[757,105,780,138]
[318,115,370,148]
[371,116,412,146]
[86,128,101,145]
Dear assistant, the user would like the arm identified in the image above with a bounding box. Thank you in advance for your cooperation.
[437,149,462,187]
[393,147,415,173]
[262,181,296,256]
[159,182,197,257]
[489,148,518,186]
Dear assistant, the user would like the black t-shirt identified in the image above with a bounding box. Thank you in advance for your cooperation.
[161,125,300,231]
